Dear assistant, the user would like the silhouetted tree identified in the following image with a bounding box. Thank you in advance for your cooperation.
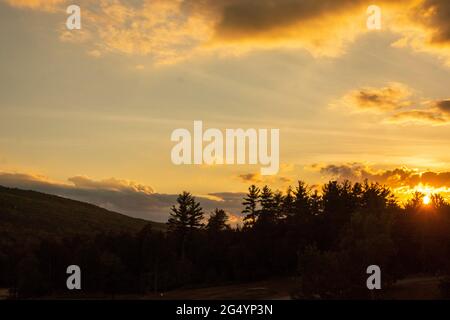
[206,209,230,232]
[272,190,284,221]
[321,180,357,249]
[310,190,322,216]
[405,192,424,211]
[259,185,276,224]
[242,185,260,227]
[168,192,204,233]
[282,186,295,219]
[167,192,204,259]
[293,181,311,218]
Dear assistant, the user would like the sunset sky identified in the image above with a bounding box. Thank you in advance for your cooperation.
[0,0,449,222]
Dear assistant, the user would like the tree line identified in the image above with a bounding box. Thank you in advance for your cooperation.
[2,180,450,298]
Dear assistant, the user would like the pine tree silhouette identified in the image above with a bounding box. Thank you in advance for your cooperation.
[242,185,260,227]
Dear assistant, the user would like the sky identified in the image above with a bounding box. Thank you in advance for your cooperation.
[0,0,449,222]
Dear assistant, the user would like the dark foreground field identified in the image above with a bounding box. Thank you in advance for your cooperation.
[1,276,444,300]
[144,276,446,300]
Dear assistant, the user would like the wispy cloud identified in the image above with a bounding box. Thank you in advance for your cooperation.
[334,82,413,113]
[334,82,450,126]
[238,172,262,183]
[237,163,294,185]
[386,99,450,125]
[68,175,154,194]
[4,0,66,11]
[387,109,448,125]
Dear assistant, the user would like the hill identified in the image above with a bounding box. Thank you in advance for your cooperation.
[0,185,166,243]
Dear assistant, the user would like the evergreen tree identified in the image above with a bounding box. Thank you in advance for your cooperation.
[310,189,322,216]
[259,185,275,224]
[272,190,285,221]
[242,185,260,227]
[293,181,311,217]
[167,191,204,259]
[282,186,296,219]
[187,197,204,230]
[167,191,204,234]
[206,209,230,232]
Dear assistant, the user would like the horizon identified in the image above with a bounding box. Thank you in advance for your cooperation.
[0,177,442,225]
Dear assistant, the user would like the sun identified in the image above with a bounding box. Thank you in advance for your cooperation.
[423,195,431,205]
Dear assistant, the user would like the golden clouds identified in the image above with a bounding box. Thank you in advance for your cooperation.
[3,0,450,65]
[335,82,450,125]
[414,0,450,45]
[68,175,154,194]
[74,0,214,64]
[387,109,448,125]
[316,162,450,199]
[0,172,155,195]
[317,163,418,187]
[0,171,248,221]
[203,0,371,58]
[335,82,413,113]
[386,99,450,125]
[392,0,450,65]
[237,172,292,185]
[238,172,262,183]
[5,0,65,11]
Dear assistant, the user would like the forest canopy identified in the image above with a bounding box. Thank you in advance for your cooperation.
[1,180,450,299]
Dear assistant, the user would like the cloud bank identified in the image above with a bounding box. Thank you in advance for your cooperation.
[0,172,245,223]
[335,82,450,125]
[316,162,450,189]
[4,0,450,65]
[336,82,413,113]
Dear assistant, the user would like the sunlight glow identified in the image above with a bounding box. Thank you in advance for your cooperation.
[394,184,450,204]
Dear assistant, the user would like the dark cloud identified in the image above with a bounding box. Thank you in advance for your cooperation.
[202,0,449,47]
[238,173,262,183]
[0,172,244,222]
[278,176,292,183]
[436,99,450,113]
[188,0,450,64]
[387,99,450,125]
[356,89,404,110]
[415,0,450,45]
[318,163,450,188]
[208,0,367,39]
[337,82,450,126]
[337,82,412,112]
[388,110,448,125]
[5,0,450,65]
[237,172,292,185]
[319,163,368,181]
